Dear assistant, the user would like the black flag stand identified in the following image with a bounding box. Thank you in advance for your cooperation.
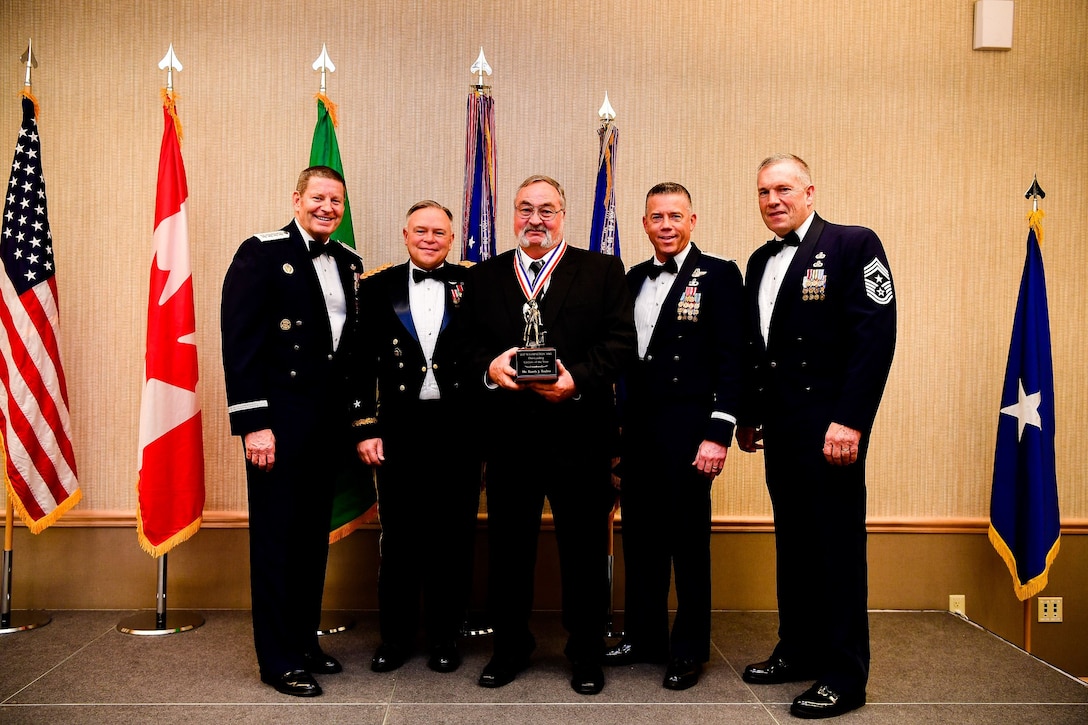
[0,499,51,634]
[117,553,204,636]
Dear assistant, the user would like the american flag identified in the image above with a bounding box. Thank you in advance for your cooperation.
[0,92,80,532]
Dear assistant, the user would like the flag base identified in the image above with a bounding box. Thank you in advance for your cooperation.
[317,611,354,636]
[0,610,51,634]
[116,610,204,636]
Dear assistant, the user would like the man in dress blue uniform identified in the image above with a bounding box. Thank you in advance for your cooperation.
[462,175,636,696]
[605,183,744,690]
[221,166,364,697]
[355,200,480,675]
[737,154,896,719]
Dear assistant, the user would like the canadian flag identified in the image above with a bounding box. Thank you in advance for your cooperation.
[136,96,204,556]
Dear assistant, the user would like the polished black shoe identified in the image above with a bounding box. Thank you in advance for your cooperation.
[303,650,342,674]
[428,642,462,673]
[370,642,408,673]
[478,654,530,688]
[570,661,605,695]
[261,669,322,697]
[742,656,816,684]
[663,658,701,690]
[602,639,667,666]
[790,683,865,719]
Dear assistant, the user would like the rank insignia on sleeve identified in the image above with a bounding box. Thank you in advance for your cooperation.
[863,258,894,305]
[801,269,827,301]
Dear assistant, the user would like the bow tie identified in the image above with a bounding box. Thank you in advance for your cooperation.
[309,239,332,258]
[766,231,800,255]
[646,257,678,280]
[413,265,451,283]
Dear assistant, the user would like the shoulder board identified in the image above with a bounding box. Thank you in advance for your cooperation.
[698,252,737,263]
[333,240,364,259]
[362,262,394,279]
[255,231,290,243]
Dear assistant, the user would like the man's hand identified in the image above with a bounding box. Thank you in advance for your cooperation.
[736,426,764,453]
[823,422,862,466]
[693,439,728,478]
[526,359,577,403]
[487,347,524,391]
[244,429,276,472]
[358,438,384,467]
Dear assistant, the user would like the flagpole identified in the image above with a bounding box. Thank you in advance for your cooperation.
[0,40,53,637]
[119,46,205,637]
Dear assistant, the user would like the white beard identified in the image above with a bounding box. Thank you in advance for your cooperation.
[518,226,557,250]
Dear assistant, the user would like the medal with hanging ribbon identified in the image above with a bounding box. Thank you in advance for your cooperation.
[513,241,565,381]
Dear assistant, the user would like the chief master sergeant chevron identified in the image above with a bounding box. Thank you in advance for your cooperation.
[221,165,364,698]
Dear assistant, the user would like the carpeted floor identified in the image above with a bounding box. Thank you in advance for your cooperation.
[0,610,1085,724]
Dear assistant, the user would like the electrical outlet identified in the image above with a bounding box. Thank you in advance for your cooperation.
[1038,597,1063,623]
[949,594,966,616]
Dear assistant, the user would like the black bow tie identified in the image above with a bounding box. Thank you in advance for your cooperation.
[646,258,678,280]
[766,231,800,255]
[413,265,451,283]
[309,239,332,258]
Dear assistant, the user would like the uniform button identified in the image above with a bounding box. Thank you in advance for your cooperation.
[770,361,777,368]
[328,354,334,361]
[289,370,297,378]
[673,355,680,362]
[804,386,812,392]
[398,362,404,369]
[296,320,303,326]
[392,338,399,345]
[432,363,439,370]
[671,377,679,384]
[453,382,460,389]
[801,361,807,368]
[293,344,300,351]
[421,366,427,373]
[646,354,654,362]
[399,384,406,392]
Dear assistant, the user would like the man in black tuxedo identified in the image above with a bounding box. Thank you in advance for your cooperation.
[737,154,896,719]
[604,183,744,691]
[462,175,636,696]
[355,200,480,675]
[221,166,364,697]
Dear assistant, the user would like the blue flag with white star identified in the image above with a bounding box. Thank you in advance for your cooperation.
[989,212,1059,601]
[461,89,495,263]
[589,123,620,258]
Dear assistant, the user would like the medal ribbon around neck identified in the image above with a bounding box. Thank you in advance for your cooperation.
[515,240,567,302]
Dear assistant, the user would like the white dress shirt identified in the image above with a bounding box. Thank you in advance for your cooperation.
[757,213,815,346]
[296,220,347,351]
[408,262,446,400]
[634,244,693,359]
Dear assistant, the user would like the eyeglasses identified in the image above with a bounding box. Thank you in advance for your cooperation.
[515,205,564,221]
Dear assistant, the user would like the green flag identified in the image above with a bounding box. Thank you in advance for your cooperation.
[309,94,374,541]
[309,96,355,248]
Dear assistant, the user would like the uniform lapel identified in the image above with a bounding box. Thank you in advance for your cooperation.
[768,214,825,345]
[389,263,419,342]
[646,245,702,355]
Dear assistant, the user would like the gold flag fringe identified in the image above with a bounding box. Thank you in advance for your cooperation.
[19,88,40,121]
[316,92,339,128]
[0,430,82,534]
[988,523,1061,601]
[1028,208,1044,246]
[328,504,378,544]
[160,88,184,143]
[135,487,203,558]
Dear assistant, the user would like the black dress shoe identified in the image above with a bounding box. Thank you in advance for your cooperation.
[570,661,605,695]
[742,656,816,684]
[663,658,701,690]
[260,669,322,697]
[371,643,408,673]
[303,650,342,674]
[602,639,667,666]
[428,642,462,673]
[478,654,530,688]
[790,683,865,719]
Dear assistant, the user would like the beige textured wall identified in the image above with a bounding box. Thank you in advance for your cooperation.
[1,0,1085,522]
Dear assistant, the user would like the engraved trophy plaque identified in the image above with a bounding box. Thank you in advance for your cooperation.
[515,299,558,381]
